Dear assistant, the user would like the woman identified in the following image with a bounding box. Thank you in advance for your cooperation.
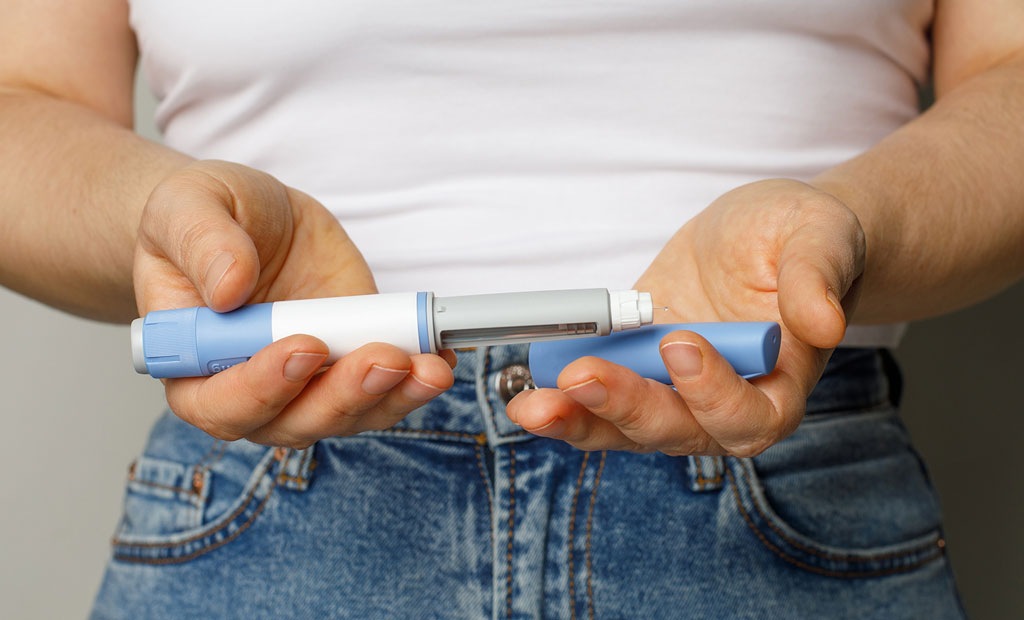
[1,1,1021,617]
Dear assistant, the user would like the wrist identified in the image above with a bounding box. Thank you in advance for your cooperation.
[808,173,902,324]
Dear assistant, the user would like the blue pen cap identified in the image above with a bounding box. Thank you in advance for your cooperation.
[134,303,274,378]
[135,307,202,378]
[528,322,781,389]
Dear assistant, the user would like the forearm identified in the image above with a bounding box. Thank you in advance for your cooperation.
[0,88,191,322]
[813,56,1024,323]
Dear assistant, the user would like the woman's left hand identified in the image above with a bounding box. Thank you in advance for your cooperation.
[507,179,866,456]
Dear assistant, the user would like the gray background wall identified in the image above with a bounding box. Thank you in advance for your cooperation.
[0,78,1021,619]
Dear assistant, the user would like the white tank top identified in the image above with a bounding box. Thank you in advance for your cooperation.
[129,0,932,347]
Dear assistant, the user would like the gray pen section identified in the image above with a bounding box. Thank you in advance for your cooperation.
[432,288,613,349]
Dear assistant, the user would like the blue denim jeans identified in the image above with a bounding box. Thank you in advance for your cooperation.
[91,347,964,619]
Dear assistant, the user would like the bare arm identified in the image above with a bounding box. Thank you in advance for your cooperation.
[510,0,1024,457]
[0,0,190,321]
[0,1,457,448]
[814,0,1024,323]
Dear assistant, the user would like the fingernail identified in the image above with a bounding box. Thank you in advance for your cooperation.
[402,375,447,402]
[529,417,567,437]
[661,342,703,379]
[204,252,236,300]
[825,286,844,317]
[361,364,410,395]
[283,352,327,382]
[563,378,607,408]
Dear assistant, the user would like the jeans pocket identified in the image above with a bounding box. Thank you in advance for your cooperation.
[110,412,312,565]
[728,409,947,578]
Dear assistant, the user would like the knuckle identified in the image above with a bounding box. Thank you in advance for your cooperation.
[196,418,244,442]
[664,433,717,457]
[727,438,773,459]
[323,401,373,432]
[727,425,785,458]
[178,217,228,267]
[698,385,745,425]
[237,372,283,414]
[276,435,315,450]
[614,399,651,432]
[611,376,660,432]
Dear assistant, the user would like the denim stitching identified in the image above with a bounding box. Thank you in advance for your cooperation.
[279,447,316,490]
[687,456,723,492]
[738,459,942,562]
[567,452,591,620]
[112,448,285,550]
[474,443,495,550]
[585,452,607,620]
[193,439,223,469]
[697,456,723,490]
[113,472,279,565]
[506,446,516,620]
[127,461,206,511]
[726,465,944,577]
[201,440,229,470]
[126,475,198,498]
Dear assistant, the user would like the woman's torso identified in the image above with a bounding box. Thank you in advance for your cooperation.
[130,0,932,345]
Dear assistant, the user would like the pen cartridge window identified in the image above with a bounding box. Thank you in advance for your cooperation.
[439,322,599,348]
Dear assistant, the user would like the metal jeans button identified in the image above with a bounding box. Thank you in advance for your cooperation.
[495,364,536,403]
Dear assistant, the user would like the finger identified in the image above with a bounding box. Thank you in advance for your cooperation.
[165,334,328,440]
[660,331,803,457]
[438,348,458,369]
[135,162,291,313]
[355,352,456,429]
[776,205,865,349]
[551,356,724,455]
[507,389,647,452]
[245,344,453,446]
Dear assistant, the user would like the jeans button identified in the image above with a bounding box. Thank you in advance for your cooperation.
[495,364,536,404]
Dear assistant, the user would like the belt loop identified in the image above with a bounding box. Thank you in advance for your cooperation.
[687,455,725,492]
[276,445,317,492]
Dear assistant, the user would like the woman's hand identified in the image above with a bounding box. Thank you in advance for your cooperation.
[507,179,865,456]
[135,160,455,448]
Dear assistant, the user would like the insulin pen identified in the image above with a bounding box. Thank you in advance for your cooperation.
[131,288,781,386]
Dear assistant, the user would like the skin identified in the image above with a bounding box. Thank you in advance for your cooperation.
[509,1,1024,456]
[1,1,1022,453]
[0,1,456,448]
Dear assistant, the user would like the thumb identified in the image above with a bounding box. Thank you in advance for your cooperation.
[775,209,865,349]
[135,162,291,313]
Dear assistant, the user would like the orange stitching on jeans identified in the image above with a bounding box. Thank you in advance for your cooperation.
[737,460,941,563]
[693,457,723,490]
[475,443,495,550]
[114,473,279,565]
[194,439,222,468]
[127,477,198,497]
[112,449,284,549]
[567,452,591,620]
[279,448,316,487]
[506,446,516,620]
[726,466,944,578]
[585,452,607,620]
[201,440,229,471]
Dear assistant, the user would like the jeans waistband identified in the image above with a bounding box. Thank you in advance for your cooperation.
[374,345,899,446]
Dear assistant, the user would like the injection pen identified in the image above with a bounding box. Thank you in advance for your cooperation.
[131,288,781,384]
[132,289,656,378]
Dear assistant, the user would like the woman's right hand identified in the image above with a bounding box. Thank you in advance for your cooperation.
[134,160,455,448]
